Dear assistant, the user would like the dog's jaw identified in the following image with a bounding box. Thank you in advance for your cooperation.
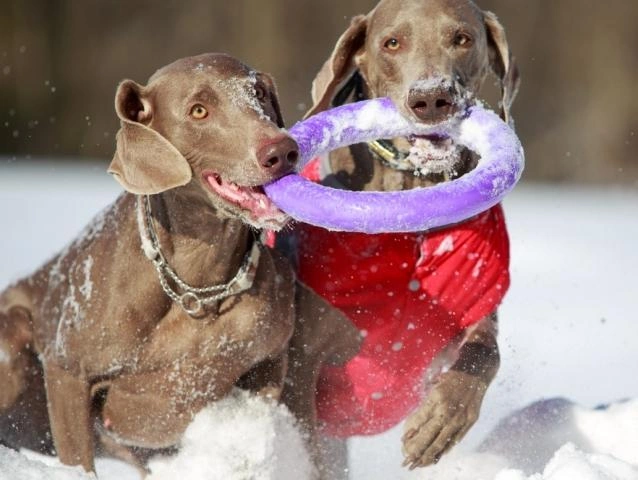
[368,79,478,180]
[202,172,289,231]
[405,135,464,177]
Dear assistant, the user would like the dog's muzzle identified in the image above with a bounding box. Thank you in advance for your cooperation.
[406,77,466,125]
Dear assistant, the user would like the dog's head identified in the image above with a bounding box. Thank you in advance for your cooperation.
[307,0,520,158]
[109,53,298,230]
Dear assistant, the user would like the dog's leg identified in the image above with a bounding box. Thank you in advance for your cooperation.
[402,312,500,468]
[281,283,361,480]
[315,435,349,480]
[0,306,33,410]
[284,283,361,435]
[281,330,320,435]
[97,431,154,478]
[237,353,289,401]
[43,361,94,472]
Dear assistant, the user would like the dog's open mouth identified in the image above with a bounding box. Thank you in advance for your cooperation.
[203,173,289,230]
[406,133,463,177]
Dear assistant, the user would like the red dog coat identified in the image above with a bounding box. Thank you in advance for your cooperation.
[295,159,511,437]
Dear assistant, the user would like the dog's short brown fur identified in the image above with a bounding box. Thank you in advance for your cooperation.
[303,0,520,469]
[0,53,359,473]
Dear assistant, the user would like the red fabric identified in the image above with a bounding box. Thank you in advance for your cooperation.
[295,159,511,437]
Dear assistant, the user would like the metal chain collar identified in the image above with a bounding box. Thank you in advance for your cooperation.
[136,195,261,318]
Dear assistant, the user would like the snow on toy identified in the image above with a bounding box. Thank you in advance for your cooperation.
[263,97,524,233]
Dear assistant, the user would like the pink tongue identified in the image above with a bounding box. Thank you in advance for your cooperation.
[204,174,282,218]
[205,174,245,203]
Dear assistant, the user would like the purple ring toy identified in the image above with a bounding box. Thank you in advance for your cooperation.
[263,98,524,233]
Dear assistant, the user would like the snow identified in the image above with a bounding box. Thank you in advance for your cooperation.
[1,160,638,479]
[409,442,638,480]
[0,447,94,480]
[406,136,462,176]
[433,235,455,255]
[411,398,638,480]
[218,71,270,122]
[494,443,638,480]
[0,390,314,480]
[135,196,158,260]
[79,256,94,301]
[147,390,315,480]
[0,346,10,364]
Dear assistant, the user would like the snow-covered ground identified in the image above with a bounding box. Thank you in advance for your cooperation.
[0,160,637,479]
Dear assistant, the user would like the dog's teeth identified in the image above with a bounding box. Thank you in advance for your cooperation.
[258,198,267,209]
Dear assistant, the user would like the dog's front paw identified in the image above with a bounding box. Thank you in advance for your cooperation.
[401,370,488,469]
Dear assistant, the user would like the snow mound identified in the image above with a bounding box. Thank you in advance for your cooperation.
[480,398,638,471]
[494,443,638,480]
[0,446,94,480]
[412,398,638,480]
[147,390,316,480]
[0,390,314,480]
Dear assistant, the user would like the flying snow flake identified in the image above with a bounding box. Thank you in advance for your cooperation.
[472,258,484,278]
[434,235,455,256]
[0,346,10,364]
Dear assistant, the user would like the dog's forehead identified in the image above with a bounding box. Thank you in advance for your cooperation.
[371,0,484,33]
[146,54,262,106]
[149,53,251,82]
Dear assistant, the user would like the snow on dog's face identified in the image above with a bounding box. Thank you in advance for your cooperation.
[109,53,298,230]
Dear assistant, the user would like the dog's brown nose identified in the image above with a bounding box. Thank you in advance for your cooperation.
[257,136,299,175]
[407,83,459,124]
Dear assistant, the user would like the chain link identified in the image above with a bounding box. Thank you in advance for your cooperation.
[137,195,261,317]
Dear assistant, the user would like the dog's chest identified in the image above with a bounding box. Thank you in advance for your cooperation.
[57,249,295,379]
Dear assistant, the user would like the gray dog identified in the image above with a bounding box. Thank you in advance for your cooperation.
[294,0,520,475]
[0,53,360,474]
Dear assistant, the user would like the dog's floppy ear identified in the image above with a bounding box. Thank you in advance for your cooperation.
[484,11,520,125]
[108,80,192,195]
[257,72,285,128]
[305,14,368,118]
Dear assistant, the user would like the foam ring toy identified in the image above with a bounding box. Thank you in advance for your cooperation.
[263,97,524,233]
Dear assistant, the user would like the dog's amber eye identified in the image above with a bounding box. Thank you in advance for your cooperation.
[454,32,473,47]
[383,38,401,51]
[190,104,208,119]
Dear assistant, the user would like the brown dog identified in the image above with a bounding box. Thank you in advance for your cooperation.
[295,0,520,472]
[0,53,359,473]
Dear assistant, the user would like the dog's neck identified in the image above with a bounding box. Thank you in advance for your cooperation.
[147,189,252,290]
[325,143,447,191]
